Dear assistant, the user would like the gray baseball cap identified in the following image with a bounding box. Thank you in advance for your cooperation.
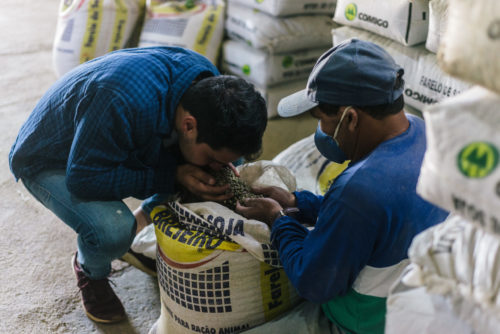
[277,39,405,117]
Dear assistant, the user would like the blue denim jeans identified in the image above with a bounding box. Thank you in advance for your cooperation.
[22,170,136,280]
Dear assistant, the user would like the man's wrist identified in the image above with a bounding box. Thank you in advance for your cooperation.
[273,207,300,221]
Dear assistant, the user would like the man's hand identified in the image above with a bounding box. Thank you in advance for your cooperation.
[251,185,296,208]
[235,197,282,226]
[176,164,232,201]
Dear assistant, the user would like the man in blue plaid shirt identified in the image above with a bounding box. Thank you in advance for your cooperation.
[9,46,267,323]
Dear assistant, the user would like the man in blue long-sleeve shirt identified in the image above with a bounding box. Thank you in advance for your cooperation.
[236,39,448,333]
[9,46,267,323]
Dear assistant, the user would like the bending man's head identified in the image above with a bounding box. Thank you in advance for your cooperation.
[178,75,267,167]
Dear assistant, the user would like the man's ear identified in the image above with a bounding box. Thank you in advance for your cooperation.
[180,114,197,139]
[346,107,359,132]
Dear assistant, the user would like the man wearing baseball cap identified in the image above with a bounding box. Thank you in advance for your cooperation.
[237,39,448,333]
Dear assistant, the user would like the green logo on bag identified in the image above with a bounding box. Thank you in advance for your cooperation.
[345,3,357,21]
[255,0,264,3]
[242,64,251,75]
[457,142,499,178]
[282,56,293,68]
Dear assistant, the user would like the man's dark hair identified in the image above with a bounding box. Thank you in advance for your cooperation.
[180,75,267,158]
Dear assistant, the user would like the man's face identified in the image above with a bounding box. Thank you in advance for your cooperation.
[179,140,241,171]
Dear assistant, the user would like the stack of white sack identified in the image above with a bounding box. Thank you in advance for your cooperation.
[333,0,429,46]
[228,0,336,17]
[52,0,146,77]
[416,86,500,235]
[426,0,449,53]
[385,214,500,334]
[140,161,303,334]
[138,0,225,65]
[332,26,471,113]
[223,1,338,118]
[437,0,500,95]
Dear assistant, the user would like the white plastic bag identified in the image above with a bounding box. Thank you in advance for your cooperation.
[138,0,225,64]
[385,215,500,333]
[438,0,500,94]
[426,0,449,53]
[333,0,429,46]
[222,40,327,87]
[225,2,336,54]
[227,0,337,17]
[332,26,471,112]
[417,86,500,235]
[52,0,145,77]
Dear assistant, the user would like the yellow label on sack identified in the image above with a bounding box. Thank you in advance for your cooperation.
[260,263,292,321]
[344,3,357,21]
[317,160,349,195]
[80,0,103,63]
[150,0,205,17]
[108,0,128,52]
[457,141,499,178]
[152,206,241,264]
[193,4,223,56]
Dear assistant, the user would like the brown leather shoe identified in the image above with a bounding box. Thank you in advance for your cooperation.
[72,253,126,323]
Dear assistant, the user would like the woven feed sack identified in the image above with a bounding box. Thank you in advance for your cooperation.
[332,26,471,112]
[139,0,225,64]
[333,0,429,46]
[227,0,337,17]
[52,0,146,77]
[386,215,500,333]
[426,0,448,53]
[151,202,302,334]
[272,134,348,195]
[222,40,326,87]
[225,2,337,54]
[417,86,500,236]
[385,265,479,334]
[150,161,302,333]
[438,0,500,95]
[129,161,297,258]
[254,79,307,118]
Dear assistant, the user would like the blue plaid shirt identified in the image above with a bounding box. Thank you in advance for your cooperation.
[9,47,219,200]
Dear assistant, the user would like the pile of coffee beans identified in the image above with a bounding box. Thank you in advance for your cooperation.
[212,166,263,210]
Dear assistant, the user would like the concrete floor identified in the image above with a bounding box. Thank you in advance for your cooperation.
[0,2,317,333]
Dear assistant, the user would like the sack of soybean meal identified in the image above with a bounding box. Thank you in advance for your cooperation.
[385,264,486,334]
[150,199,302,333]
[225,2,337,54]
[138,0,225,65]
[426,0,449,53]
[332,26,471,112]
[385,215,500,334]
[52,0,146,77]
[438,0,500,95]
[222,40,327,88]
[272,134,348,195]
[227,0,337,17]
[417,86,500,236]
[333,0,429,46]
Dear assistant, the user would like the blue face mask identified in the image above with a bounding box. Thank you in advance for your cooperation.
[314,107,350,163]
